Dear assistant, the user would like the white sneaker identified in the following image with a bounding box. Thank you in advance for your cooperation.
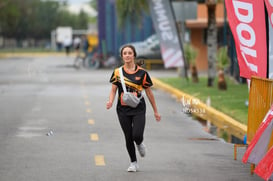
[137,143,146,157]
[127,161,139,172]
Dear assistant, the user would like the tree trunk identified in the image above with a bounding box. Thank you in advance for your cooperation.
[218,69,227,90]
[206,1,217,87]
[191,65,199,83]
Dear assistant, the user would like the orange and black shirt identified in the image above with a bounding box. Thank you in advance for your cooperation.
[109,65,153,114]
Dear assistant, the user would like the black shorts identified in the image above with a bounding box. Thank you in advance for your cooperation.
[75,45,80,50]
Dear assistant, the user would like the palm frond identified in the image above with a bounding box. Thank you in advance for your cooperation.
[116,0,149,28]
[216,46,230,70]
[184,43,198,66]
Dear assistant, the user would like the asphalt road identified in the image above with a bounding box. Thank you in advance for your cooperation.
[0,55,262,181]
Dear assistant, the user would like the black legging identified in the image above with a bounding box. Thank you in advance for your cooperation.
[117,112,146,162]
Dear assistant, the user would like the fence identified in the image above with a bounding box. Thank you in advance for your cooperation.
[247,76,273,148]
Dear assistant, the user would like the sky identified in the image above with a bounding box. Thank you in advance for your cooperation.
[66,0,89,5]
[65,0,97,17]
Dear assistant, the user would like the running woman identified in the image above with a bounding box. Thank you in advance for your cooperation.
[106,44,161,172]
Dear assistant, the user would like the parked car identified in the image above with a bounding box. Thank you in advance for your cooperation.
[120,34,162,60]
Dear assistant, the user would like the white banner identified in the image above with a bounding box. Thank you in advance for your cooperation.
[148,0,185,68]
[242,104,273,164]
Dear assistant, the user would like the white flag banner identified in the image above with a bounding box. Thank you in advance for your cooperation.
[148,0,185,68]
[255,145,273,181]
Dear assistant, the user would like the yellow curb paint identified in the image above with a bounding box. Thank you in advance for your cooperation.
[86,109,91,113]
[95,155,105,166]
[0,52,70,58]
[90,133,99,141]
[88,119,95,125]
[152,77,247,140]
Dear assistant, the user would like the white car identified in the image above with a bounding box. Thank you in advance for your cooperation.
[121,34,162,60]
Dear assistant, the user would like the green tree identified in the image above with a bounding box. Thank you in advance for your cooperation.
[115,0,148,28]
[0,0,35,41]
[0,0,91,43]
[76,10,89,29]
[0,0,21,37]
[89,0,97,24]
[0,0,58,40]
[29,1,60,39]
[54,7,89,29]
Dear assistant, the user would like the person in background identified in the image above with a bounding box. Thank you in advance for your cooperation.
[73,36,81,57]
[82,34,90,59]
[106,44,161,172]
[63,36,72,56]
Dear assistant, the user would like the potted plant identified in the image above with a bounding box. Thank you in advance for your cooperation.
[184,43,198,83]
[216,46,230,90]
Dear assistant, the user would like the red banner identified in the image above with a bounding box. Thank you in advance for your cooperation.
[225,0,267,79]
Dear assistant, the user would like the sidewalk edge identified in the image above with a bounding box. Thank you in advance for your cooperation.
[152,77,247,140]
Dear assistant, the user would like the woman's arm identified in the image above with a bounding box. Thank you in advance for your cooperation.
[145,87,161,122]
[106,84,118,109]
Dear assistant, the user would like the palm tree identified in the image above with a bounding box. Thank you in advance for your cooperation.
[206,0,217,87]
[184,43,198,83]
[115,0,148,28]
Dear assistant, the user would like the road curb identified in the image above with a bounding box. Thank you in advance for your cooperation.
[0,52,70,58]
[152,77,247,141]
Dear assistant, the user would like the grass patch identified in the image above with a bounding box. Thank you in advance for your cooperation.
[159,76,249,125]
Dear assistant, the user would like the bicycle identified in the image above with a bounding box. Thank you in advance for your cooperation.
[74,50,118,70]
[73,51,98,69]
[73,54,84,69]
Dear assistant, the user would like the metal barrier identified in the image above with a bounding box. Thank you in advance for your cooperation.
[247,76,273,148]
[144,59,163,70]
[234,76,273,174]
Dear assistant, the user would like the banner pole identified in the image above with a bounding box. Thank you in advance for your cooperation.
[265,4,269,79]
[169,0,189,81]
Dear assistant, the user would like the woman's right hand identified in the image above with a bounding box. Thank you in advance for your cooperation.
[106,84,117,110]
[106,101,112,109]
